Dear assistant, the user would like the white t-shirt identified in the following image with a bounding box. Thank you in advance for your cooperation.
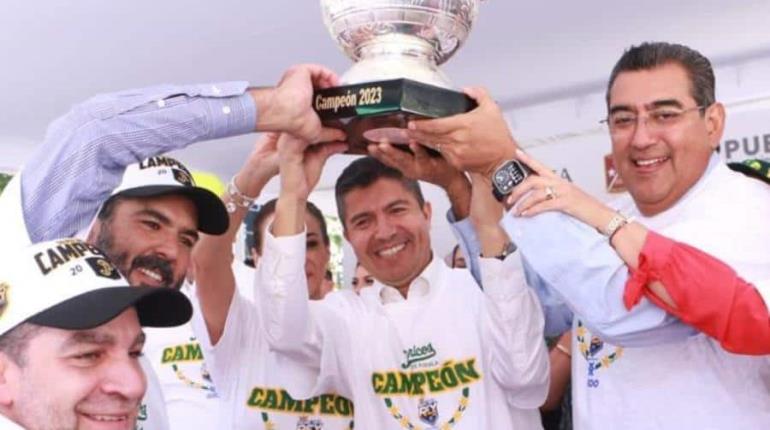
[258,231,550,430]
[190,281,355,429]
[143,287,223,430]
[571,161,770,429]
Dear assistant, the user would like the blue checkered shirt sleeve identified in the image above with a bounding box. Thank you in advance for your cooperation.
[21,82,257,242]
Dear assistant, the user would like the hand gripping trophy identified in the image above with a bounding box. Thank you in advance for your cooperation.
[314,0,485,153]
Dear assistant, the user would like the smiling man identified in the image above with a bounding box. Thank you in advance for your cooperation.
[260,132,549,429]
[0,238,192,430]
[0,64,344,429]
[407,42,770,429]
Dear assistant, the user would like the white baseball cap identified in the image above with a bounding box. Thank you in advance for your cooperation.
[109,156,229,235]
[0,238,192,336]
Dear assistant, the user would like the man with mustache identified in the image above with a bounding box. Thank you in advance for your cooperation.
[0,64,344,429]
[0,238,192,430]
[407,42,770,429]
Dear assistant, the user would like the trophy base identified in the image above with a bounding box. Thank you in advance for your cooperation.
[313,79,477,155]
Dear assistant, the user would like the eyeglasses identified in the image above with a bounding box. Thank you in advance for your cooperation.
[600,105,708,137]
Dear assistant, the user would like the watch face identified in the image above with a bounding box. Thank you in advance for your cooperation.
[494,170,508,185]
[494,160,529,194]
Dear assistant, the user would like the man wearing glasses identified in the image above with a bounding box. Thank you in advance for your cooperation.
[405,42,770,429]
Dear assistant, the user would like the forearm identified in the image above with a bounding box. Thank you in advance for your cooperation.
[258,229,320,361]
[444,175,472,220]
[193,168,272,344]
[541,334,571,412]
[189,290,256,397]
[22,82,256,241]
[501,210,697,345]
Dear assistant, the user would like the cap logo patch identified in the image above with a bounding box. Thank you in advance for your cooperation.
[172,168,194,186]
[34,239,105,276]
[85,257,121,280]
[0,282,9,319]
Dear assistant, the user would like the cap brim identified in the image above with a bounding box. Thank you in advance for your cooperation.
[728,162,770,185]
[28,286,193,330]
[116,185,229,235]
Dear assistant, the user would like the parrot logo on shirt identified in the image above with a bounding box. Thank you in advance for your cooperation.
[296,417,324,430]
[418,397,439,427]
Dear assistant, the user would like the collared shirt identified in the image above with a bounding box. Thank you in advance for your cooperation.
[454,154,770,429]
[453,154,770,346]
[257,229,549,430]
[377,263,434,304]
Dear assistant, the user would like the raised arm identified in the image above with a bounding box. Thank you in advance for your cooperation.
[21,64,344,242]
[469,173,549,409]
[191,133,280,344]
[407,88,693,346]
[260,133,346,359]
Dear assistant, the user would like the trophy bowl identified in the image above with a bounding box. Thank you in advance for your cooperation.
[315,0,483,152]
[321,0,480,88]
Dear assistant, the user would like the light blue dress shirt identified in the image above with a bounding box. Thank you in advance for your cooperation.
[20,82,257,242]
[449,198,697,346]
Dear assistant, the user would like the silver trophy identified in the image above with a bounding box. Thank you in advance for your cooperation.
[315,0,484,152]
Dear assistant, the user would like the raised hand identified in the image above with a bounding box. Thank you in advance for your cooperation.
[235,132,281,196]
[367,140,467,191]
[256,64,346,144]
[407,87,519,177]
[277,133,347,201]
[368,139,472,219]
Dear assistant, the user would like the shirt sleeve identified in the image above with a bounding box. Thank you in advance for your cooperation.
[625,231,770,355]
[479,253,549,409]
[448,210,575,337]
[256,228,352,399]
[21,82,256,242]
[447,212,483,284]
[501,210,698,346]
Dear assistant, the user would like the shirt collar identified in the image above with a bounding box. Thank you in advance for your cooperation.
[375,254,444,305]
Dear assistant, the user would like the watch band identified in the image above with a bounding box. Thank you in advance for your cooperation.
[492,185,506,202]
[483,241,517,261]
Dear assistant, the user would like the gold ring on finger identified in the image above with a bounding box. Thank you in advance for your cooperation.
[545,186,556,200]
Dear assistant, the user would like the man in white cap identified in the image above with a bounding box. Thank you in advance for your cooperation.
[85,155,228,430]
[0,64,345,429]
[0,238,192,430]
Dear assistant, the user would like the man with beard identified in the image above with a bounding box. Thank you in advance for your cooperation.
[0,238,192,430]
[0,64,345,429]
[257,130,549,428]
